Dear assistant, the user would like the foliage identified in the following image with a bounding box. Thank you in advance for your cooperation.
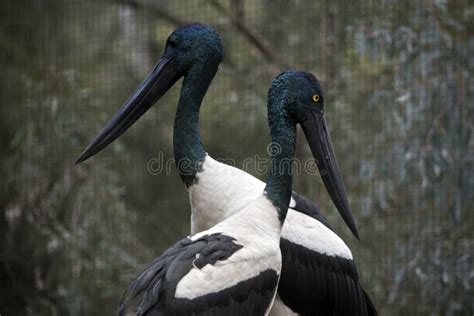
[1,0,472,315]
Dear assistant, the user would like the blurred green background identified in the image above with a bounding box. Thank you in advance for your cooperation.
[1,0,473,315]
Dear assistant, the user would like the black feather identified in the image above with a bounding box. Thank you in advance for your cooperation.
[119,233,279,316]
[362,288,378,316]
[278,238,377,316]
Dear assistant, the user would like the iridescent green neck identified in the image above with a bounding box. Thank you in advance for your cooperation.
[264,110,296,224]
[173,66,217,187]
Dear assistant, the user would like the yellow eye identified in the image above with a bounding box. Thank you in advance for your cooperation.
[312,94,320,102]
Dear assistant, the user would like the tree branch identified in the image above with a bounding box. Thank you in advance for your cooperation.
[114,0,185,26]
[208,0,278,63]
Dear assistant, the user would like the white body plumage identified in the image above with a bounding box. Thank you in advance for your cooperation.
[189,155,352,260]
[176,195,282,301]
[187,155,354,315]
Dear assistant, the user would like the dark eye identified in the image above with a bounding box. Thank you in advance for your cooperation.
[168,38,177,47]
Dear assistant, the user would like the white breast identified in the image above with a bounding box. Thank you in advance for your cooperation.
[176,196,282,299]
[188,155,266,233]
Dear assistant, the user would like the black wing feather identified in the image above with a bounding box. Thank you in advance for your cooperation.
[278,238,377,316]
[119,233,279,316]
[120,233,241,315]
[166,269,278,316]
[362,287,378,316]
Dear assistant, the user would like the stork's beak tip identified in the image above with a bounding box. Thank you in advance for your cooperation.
[75,156,85,165]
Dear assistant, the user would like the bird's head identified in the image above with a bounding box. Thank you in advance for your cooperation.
[164,23,224,76]
[268,71,324,125]
[75,23,223,164]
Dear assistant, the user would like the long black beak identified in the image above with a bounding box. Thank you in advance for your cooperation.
[301,111,360,239]
[76,55,180,164]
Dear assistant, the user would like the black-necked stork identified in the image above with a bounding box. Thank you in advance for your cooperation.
[77,24,377,315]
[84,70,352,315]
